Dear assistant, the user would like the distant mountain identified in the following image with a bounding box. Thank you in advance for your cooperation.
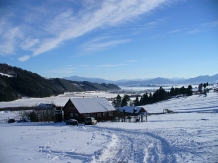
[0,64,120,102]
[64,76,110,83]
[183,74,218,84]
[65,74,218,86]
[64,76,180,86]
[64,76,151,85]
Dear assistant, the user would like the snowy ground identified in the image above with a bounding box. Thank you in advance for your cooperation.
[0,92,118,109]
[0,92,218,163]
[0,113,217,163]
[145,91,218,113]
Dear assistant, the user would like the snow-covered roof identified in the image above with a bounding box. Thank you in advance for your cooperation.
[118,106,147,114]
[69,97,116,114]
[36,103,55,110]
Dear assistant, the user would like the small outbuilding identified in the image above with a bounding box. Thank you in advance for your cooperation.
[62,97,116,122]
[118,106,147,116]
[117,106,148,122]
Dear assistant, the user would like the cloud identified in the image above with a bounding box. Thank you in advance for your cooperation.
[168,29,181,34]
[20,38,39,50]
[18,55,31,62]
[95,63,126,68]
[186,29,201,35]
[84,39,131,52]
[0,25,22,55]
[202,21,218,27]
[125,60,138,63]
[0,0,169,57]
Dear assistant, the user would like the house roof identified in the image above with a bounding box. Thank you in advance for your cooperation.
[118,106,147,114]
[68,97,116,114]
[36,103,55,110]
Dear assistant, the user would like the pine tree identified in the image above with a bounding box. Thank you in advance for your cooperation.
[175,88,180,96]
[187,85,193,96]
[198,83,203,93]
[112,94,122,107]
[159,87,166,101]
[148,92,153,104]
[170,87,175,96]
[134,96,140,106]
[121,95,130,107]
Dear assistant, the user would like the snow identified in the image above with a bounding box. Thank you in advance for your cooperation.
[0,92,118,108]
[118,106,146,114]
[0,72,14,77]
[145,92,218,113]
[0,92,218,163]
[69,97,116,113]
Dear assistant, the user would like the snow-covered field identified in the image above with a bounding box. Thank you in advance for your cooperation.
[145,91,218,113]
[0,113,217,163]
[0,92,118,108]
[0,92,218,163]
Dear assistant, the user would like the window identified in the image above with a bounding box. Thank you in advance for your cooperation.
[109,112,113,116]
[70,113,74,117]
[103,112,107,117]
[97,113,102,117]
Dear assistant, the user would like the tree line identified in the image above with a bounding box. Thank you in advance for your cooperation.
[112,85,193,107]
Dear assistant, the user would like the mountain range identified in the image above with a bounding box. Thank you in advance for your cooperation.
[65,74,218,86]
[0,64,120,102]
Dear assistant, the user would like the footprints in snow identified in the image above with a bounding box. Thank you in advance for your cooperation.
[86,133,96,145]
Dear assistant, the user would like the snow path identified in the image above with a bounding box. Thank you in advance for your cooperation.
[88,127,176,163]
[35,126,176,163]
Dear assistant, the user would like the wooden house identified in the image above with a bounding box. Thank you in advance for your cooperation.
[62,97,116,122]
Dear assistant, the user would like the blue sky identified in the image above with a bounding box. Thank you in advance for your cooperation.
[0,0,218,80]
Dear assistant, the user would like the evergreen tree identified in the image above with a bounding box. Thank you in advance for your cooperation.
[121,95,130,107]
[153,91,159,103]
[143,92,149,105]
[175,88,180,96]
[140,95,144,105]
[179,86,186,96]
[148,92,153,104]
[188,85,192,90]
[134,96,140,106]
[159,87,166,101]
[187,85,193,96]
[198,83,203,92]
[170,87,175,96]
[112,94,122,107]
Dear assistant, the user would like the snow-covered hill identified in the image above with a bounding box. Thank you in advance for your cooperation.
[145,91,218,113]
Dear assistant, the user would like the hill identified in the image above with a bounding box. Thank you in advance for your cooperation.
[0,64,120,102]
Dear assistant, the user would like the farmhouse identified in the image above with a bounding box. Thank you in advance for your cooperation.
[62,97,116,122]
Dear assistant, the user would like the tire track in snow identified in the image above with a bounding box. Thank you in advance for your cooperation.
[91,133,120,163]
[37,126,176,163]
[92,127,176,163]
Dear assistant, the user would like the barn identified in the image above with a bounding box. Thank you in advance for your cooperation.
[62,97,116,122]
